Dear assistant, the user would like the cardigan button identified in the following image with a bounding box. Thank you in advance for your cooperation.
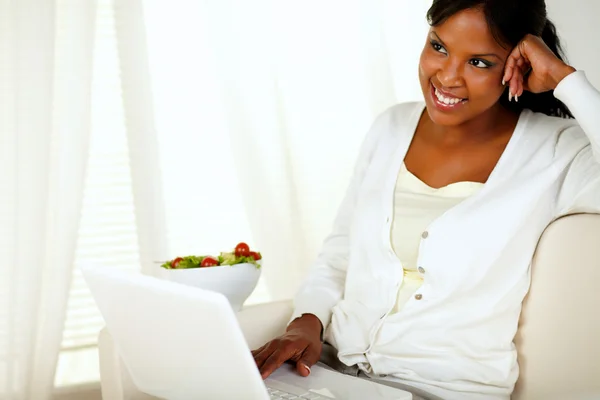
[418,266,425,274]
[415,294,423,300]
[421,231,429,239]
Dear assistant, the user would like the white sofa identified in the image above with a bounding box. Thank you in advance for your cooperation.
[98,214,600,400]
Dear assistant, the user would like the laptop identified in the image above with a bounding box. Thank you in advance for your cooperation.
[81,265,412,400]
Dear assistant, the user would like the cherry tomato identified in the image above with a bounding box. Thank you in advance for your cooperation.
[249,251,262,261]
[200,256,220,267]
[171,257,183,269]
[234,242,250,257]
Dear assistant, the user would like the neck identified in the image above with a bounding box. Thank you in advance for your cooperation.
[425,104,518,146]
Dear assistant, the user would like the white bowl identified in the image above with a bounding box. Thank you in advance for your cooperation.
[157,262,261,311]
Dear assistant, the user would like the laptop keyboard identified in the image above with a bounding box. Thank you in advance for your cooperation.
[267,386,329,399]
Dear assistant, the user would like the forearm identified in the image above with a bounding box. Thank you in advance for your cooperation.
[554,70,600,159]
[289,261,346,334]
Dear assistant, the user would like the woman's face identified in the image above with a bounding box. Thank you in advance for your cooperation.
[419,8,512,127]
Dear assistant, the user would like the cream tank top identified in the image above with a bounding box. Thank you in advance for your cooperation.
[391,163,484,313]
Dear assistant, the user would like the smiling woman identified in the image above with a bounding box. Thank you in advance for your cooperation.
[419,9,510,123]
[253,0,600,399]
[407,0,577,189]
[425,0,573,121]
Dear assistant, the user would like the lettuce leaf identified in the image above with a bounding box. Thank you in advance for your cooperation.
[161,252,261,269]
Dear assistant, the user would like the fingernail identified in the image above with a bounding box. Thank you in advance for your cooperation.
[515,94,519,102]
[303,364,311,374]
[502,78,505,86]
[508,91,512,102]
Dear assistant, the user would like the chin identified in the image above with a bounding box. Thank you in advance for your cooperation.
[424,101,469,127]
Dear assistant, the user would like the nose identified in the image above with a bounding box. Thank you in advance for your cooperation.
[436,58,464,88]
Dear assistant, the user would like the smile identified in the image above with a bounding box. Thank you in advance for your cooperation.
[430,83,468,110]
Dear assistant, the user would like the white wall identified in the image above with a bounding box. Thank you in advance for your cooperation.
[547,0,600,87]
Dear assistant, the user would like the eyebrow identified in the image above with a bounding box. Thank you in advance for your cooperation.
[431,31,502,60]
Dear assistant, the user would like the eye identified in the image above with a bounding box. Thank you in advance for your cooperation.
[469,59,492,69]
[430,40,447,55]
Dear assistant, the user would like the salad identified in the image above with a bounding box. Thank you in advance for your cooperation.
[161,242,262,270]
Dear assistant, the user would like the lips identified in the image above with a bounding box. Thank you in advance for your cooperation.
[430,83,467,110]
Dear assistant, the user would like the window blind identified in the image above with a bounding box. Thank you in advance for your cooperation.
[54,0,141,386]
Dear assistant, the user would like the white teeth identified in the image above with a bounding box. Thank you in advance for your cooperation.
[435,88,463,105]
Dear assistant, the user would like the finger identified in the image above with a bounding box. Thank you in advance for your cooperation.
[502,64,513,86]
[503,63,520,87]
[251,343,267,358]
[509,70,521,101]
[515,75,522,101]
[503,43,526,84]
[512,75,523,101]
[518,73,525,98]
[295,346,322,377]
[253,342,277,370]
[260,348,292,379]
[503,55,518,84]
[516,58,531,98]
[507,54,530,101]
[519,39,531,63]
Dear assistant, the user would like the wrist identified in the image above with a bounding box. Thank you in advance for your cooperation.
[287,313,323,339]
[551,64,576,89]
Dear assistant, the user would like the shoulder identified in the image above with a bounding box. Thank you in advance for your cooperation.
[373,101,424,128]
[523,110,588,156]
[525,109,579,132]
[356,102,423,163]
[365,101,424,142]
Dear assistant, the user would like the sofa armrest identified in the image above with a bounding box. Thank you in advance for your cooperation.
[98,299,294,399]
[513,214,600,399]
[98,327,159,400]
[98,327,125,400]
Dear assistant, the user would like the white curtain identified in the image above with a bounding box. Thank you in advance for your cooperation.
[127,0,432,302]
[0,0,96,399]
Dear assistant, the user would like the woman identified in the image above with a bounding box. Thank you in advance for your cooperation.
[253,0,600,399]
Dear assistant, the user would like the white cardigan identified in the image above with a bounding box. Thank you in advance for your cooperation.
[290,71,600,400]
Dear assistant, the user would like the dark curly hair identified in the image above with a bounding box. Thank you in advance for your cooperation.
[427,0,573,119]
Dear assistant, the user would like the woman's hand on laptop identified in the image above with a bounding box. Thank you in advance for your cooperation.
[251,313,323,380]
